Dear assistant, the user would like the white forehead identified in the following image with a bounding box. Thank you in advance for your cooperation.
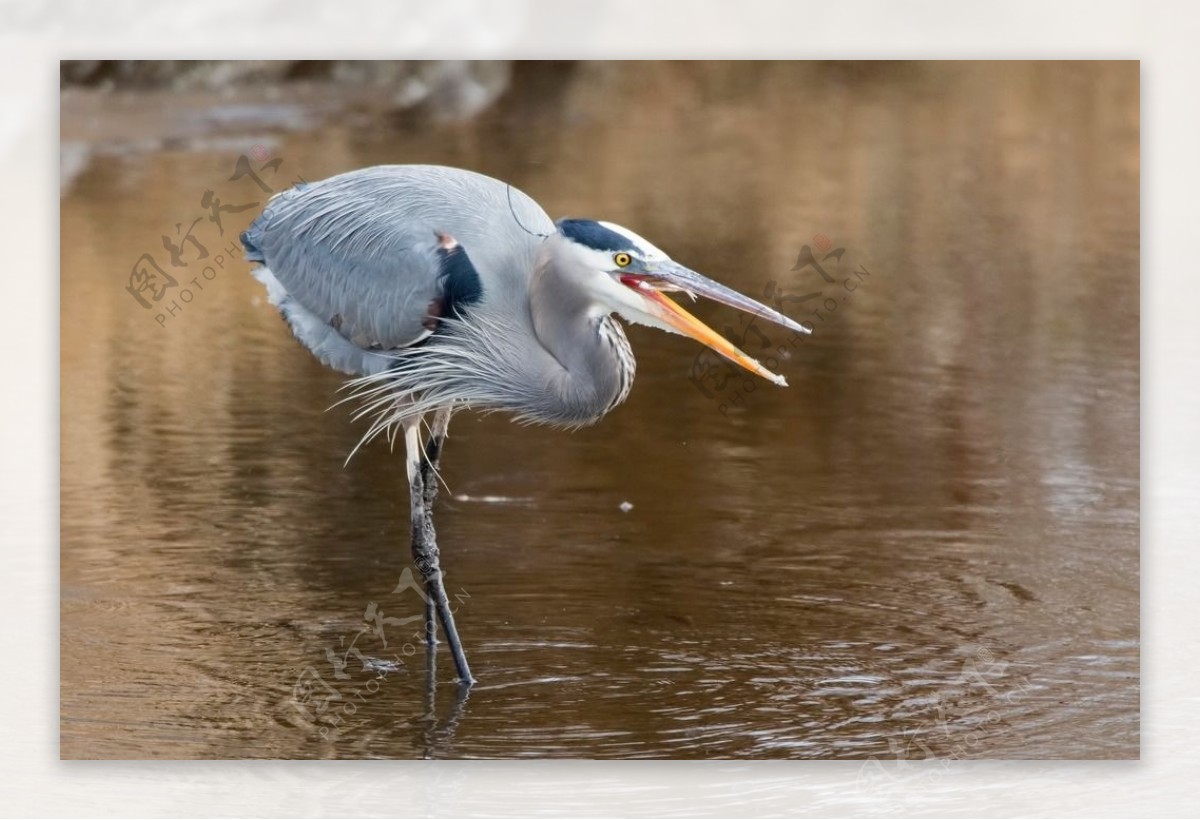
[598,221,669,260]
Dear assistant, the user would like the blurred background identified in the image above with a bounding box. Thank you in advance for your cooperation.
[60,60,1138,760]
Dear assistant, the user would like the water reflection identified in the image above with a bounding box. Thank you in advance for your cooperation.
[60,61,1138,759]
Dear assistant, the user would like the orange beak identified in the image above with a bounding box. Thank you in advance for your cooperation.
[620,264,810,386]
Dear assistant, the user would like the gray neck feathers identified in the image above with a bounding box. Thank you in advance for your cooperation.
[526,252,636,426]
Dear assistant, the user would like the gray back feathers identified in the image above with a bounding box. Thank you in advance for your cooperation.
[243,165,554,372]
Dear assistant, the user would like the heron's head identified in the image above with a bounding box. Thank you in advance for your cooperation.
[552,218,811,386]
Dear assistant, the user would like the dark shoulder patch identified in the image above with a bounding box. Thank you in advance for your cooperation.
[241,224,265,263]
[434,232,483,319]
[556,218,636,252]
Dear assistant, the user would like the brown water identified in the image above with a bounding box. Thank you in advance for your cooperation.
[60,61,1139,760]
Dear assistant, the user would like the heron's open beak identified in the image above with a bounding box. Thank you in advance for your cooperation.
[619,262,811,387]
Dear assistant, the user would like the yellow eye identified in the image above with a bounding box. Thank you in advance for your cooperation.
[614,252,632,267]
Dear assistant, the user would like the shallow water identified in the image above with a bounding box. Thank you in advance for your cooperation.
[60,61,1139,759]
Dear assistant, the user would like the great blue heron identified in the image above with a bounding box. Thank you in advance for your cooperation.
[242,165,809,684]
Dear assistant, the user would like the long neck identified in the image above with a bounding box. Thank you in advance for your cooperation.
[526,253,635,426]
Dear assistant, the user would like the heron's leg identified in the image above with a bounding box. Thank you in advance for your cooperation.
[405,419,475,685]
[418,408,453,647]
[405,421,441,651]
[420,407,452,512]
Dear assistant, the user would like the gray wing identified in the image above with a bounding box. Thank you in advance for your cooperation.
[242,164,554,376]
